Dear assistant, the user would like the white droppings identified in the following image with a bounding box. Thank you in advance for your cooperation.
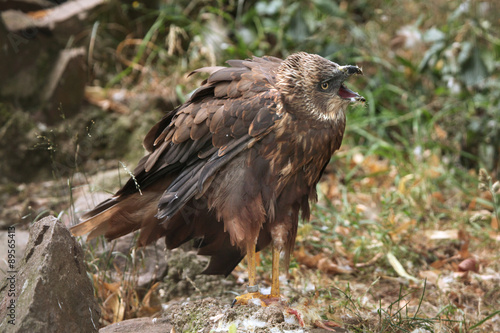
[210,313,224,322]
[248,298,264,307]
[304,281,316,292]
[260,286,271,295]
[284,313,300,325]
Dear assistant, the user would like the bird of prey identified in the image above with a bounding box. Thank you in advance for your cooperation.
[71,52,364,305]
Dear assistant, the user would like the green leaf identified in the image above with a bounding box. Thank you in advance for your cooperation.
[460,48,488,87]
[423,27,445,43]
[418,41,445,72]
[313,0,341,16]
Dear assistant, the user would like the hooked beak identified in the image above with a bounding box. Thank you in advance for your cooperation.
[338,65,363,76]
[338,65,365,102]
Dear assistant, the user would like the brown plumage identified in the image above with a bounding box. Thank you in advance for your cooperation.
[71,52,364,297]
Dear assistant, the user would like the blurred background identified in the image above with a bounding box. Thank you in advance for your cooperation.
[0,0,499,330]
[1,0,498,185]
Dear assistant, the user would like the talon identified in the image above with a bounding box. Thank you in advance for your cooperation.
[233,291,263,306]
[233,291,285,307]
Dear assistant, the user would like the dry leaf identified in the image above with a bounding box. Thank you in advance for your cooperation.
[355,252,383,268]
[458,258,478,273]
[418,270,439,285]
[294,248,324,269]
[138,282,162,316]
[430,259,446,269]
[489,230,500,241]
[362,155,389,173]
[85,86,131,114]
[431,192,445,203]
[398,174,415,194]
[103,293,125,323]
[314,319,340,331]
[434,124,448,140]
[317,258,352,274]
[424,229,459,240]
[492,216,499,230]
[334,240,349,257]
[386,252,419,283]
[458,229,470,258]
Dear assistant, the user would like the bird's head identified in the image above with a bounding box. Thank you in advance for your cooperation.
[276,52,365,122]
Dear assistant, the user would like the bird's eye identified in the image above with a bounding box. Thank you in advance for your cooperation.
[321,82,329,90]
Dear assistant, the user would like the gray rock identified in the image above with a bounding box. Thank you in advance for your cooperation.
[40,47,87,123]
[99,297,346,333]
[99,317,172,333]
[0,216,100,332]
[0,0,106,124]
[162,248,235,302]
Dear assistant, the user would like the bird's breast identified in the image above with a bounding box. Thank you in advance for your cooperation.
[266,116,343,188]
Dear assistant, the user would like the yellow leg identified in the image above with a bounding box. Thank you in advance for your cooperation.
[232,241,284,306]
[246,241,257,290]
[271,244,280,297]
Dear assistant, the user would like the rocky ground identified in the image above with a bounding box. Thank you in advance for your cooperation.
[0,166,343,332]
[0,211,344,332]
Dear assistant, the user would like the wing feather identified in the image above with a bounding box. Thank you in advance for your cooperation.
[214,82,230,98]
[190,122,210,141]
[193,108,208,124]
[75,55,284,243]
[209,105,225,132]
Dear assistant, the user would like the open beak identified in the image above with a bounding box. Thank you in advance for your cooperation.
[338,65,365,102]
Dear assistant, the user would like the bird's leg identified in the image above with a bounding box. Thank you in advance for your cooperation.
[246,241,258,292]
[270,243,280,297]
[232,240,284,306]
[232,241,261,306]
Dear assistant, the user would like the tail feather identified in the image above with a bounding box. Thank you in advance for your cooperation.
[71,177,251,276]
[71,190,165,244]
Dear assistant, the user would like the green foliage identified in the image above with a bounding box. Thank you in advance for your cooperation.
[415,3,500,172]
[98,0,499,176]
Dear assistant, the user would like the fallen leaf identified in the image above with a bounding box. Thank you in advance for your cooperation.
[317,258,353,274]
[334,240,349,257]
[85,86,131,114]
[431,192,445,203]
[314,319,340,331]
[424,229,459,240]
[398,174,415,194]
[139,282,161,316]
[434,123,448,140]
[386,251,419,283]
[458,258,478,273]
[492,216,499,230]
[355,252,383,268]
[489,230,500,241]
[418,270,439,285]
[458,229,470,258]
[103,292,125,323]
[430,259,446,269]
[294,248,324,269]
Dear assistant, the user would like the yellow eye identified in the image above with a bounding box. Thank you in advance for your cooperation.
[321,82,329,90]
